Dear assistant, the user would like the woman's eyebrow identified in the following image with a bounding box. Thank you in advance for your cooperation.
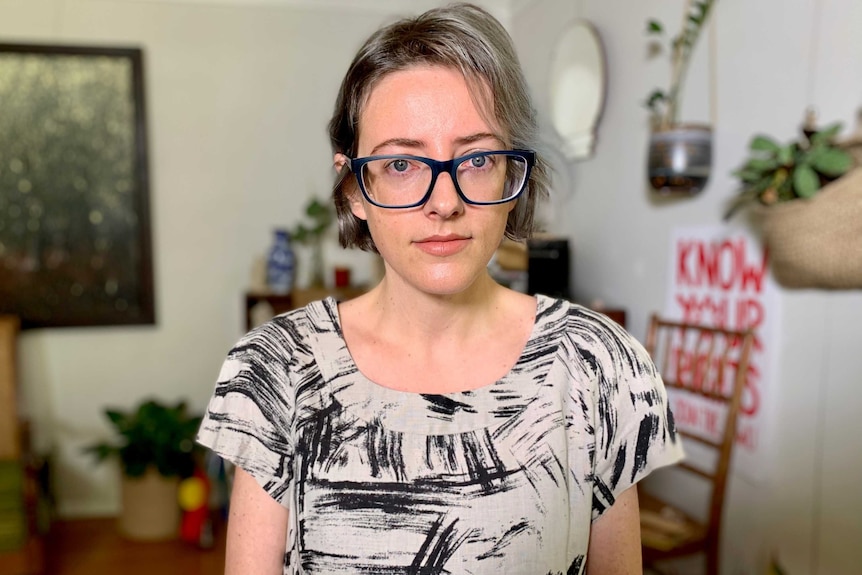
[369,133,505,156]
[369,138,424,155]
[455,132,505,146]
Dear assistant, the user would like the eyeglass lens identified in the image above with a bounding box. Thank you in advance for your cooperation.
[360,153,528,208]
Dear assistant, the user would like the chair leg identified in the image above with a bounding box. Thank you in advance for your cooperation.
[706,546,719,575]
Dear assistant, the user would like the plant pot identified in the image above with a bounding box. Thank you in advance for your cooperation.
[760,167,862,289]
[647,124,712,196]
[118,467,180,541]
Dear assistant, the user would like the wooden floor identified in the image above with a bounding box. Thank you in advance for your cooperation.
[45,517,226,575]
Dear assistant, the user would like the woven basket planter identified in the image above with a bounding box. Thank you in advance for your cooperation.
[759,167,862,289]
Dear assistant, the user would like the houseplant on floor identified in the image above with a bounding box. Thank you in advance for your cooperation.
[85,399,202,540]
[724,115,861,289]
[645,0,716,196]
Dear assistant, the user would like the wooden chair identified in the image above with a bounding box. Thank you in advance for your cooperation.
[639,314,755,575]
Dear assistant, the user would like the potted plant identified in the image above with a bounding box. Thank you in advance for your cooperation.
[291,196,334,288]
[724,120,852,218]
[724,115,862,289]
[85,399,202,540]
[645,0,716,196]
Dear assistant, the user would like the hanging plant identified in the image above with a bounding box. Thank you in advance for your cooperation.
[724,115,862,290]
[644,0,717,197]
[645,0,716,130]
[724,121,853,219]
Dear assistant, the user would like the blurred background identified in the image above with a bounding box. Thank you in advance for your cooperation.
[0,0,860,573]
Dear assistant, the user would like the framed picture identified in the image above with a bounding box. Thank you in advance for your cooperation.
[0,43,154,328]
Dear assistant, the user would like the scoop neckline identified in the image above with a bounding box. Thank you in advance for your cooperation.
[306,294,564,435]
[335,294,543,395]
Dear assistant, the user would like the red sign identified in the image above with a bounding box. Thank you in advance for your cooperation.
[665,227,779,479]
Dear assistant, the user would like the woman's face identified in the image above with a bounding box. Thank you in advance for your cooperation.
[336,65,514,297]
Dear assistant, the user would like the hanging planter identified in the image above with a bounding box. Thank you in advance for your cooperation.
[725,116,862,289]
[759,167,862,289]
[647,124,712,195]
[644,0,716,196]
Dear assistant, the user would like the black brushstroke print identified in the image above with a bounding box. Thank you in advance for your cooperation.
[632,413,661,482]
[567,555,585,575]
[422,394,477,416]
[611,443,626,489]
[408,516,469,574]
[198,295,683,574]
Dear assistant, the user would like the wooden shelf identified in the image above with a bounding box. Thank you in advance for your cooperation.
[244,286,367,331]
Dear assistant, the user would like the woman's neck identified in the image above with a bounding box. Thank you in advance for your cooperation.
[362,271,506,341]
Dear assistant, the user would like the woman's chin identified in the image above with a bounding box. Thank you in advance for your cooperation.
[393,268,493,298]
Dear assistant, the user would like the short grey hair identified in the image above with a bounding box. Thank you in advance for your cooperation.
[328,2,550,252]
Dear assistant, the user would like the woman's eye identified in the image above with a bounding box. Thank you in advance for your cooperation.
[392,159,409,172]
[470,155,488,168]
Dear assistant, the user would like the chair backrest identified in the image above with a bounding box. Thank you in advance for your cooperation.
[644,314,755,542]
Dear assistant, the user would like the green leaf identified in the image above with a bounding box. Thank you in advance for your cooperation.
[646,89,666,106]
[82,444,116,462]
[647,20,663,34]
[811,147,852,176]
[750,135,781,153]
[85,399,202,478]
[746,157,779,171]
[733,169,764,183]
[753,176,774,193]
[810,122,843,145]
[777,176,795,200]
[777,145,793,165]
[105,410,128,430]
[793,164,820,198]
[293,223,309,243]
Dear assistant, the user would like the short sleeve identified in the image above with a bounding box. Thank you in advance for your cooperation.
[197,321,297,504]
[578,310,684,521]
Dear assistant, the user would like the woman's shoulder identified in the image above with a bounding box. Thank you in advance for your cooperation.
[537,296,651,374]
[233,298,339,356]
[535,295,625,337]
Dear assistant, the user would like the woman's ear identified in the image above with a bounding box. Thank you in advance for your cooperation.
[334,154,367,221]
[333,153,348,174]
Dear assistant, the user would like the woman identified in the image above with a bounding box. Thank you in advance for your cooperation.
[198,4,683,574]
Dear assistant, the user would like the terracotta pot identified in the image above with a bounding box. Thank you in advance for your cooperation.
[647,124,713,196]
[118,467,180,541]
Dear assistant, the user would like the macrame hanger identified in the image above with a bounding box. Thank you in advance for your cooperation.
[709,5,718,126]
[805,0,823,127]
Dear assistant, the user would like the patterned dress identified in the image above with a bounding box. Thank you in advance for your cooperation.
[198,295,683,574]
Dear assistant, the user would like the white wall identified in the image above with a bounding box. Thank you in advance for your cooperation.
[0,0,458,517]
[511,0,862,574]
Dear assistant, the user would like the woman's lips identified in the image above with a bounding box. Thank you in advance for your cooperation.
[414,235,470,256]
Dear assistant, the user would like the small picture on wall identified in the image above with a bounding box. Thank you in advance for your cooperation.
[0,43,154,328]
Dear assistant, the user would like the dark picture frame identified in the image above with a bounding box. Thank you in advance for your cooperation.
[0,43,154,329]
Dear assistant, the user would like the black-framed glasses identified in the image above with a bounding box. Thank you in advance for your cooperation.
[347,150,536,209]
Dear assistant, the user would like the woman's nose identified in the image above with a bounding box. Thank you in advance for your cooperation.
[423,171,464,218]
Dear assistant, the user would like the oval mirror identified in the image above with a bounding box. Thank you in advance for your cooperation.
[548,20,607,160]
